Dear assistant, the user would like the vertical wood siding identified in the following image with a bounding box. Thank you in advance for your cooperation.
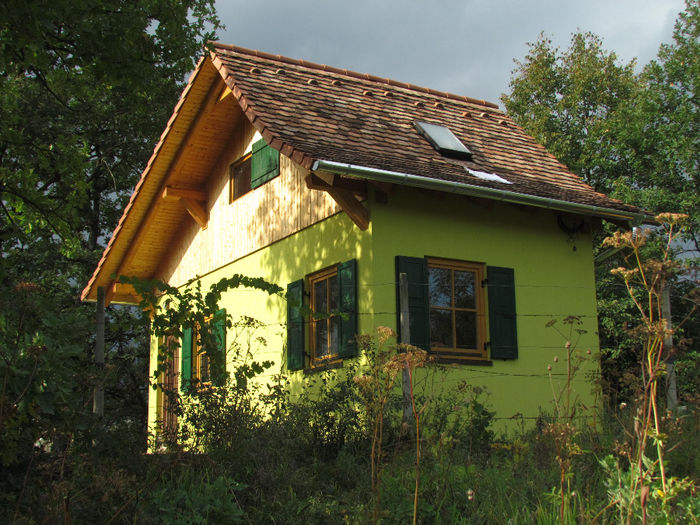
[158,125,340,287]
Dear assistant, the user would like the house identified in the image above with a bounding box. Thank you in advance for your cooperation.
[81,43,647,433]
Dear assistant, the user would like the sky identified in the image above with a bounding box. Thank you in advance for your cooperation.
[213,0,686,109]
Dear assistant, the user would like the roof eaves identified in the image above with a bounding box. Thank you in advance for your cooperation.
[81,55,210,302]
[211,47,316,170]
[313,159,652,224]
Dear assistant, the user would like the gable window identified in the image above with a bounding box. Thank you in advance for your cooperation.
[230,138,280,203]
[181,309,227,388]
[230,154,252,201]
[286,260,358,371]
[396,256,517,363]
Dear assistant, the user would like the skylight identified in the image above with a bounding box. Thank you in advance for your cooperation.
[414,121,472,160]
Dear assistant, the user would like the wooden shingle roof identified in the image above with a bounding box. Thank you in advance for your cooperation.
[210,42,641,216]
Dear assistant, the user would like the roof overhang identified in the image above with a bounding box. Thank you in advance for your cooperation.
[312,160,654,225]
[82,56,245,304]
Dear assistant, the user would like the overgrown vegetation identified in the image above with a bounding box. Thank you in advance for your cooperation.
[5,224,699,523]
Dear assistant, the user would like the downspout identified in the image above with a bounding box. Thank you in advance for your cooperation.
[312,160,651,225]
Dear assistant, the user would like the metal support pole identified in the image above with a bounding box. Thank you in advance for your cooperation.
[399,273,412,425]
[94,286,105,417]
[662,285,678,411]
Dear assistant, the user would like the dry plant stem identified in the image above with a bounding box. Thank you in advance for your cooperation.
[12,448,36,523]
[372,377,396,523]
[610,220,684,520]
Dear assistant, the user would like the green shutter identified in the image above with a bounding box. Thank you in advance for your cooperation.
[181,326,193,389]
[250,138,280,189]
[337,259,358,358]
[395,256,430,351]
[286,279,305,371]
[487,266,518,360]
[210,309,227,383]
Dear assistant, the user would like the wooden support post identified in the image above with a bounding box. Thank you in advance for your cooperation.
[182,198,209,228]
[399,273,412,425]
[662,285,678,411]
[94,286,105,417]
[305,174,369,230]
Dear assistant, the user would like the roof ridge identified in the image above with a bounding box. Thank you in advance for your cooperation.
[209,41,499,110]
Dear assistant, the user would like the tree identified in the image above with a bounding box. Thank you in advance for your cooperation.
[611,0,700,253]
[0,0,220,253]
[0,0,221,485]
[501,31,638,193]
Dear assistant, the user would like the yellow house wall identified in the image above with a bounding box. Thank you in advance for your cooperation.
[369,188,601,429]
[147,183,602,436]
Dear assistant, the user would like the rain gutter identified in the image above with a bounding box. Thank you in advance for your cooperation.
[312,160,651,225]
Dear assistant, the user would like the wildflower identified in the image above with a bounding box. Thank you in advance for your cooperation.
[467,489,474,501]
[620,402,627,410]
[655,212,688,226]
[376,325,396,345]
[611,267,639,281]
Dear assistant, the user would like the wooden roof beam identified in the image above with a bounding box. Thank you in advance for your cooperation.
[103,77,224,306]
[306,173,367,197]
[305,174,369,230]
[182,198,208,229]
[161,185,208,229]
[162,185,207,201]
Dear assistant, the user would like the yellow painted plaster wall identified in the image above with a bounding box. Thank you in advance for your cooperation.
[369,187,601,427]
[148,185,602,436]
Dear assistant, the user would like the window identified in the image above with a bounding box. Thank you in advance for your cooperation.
[427,258,487,360]
[192,330,211,383]
[157,336,179,437]
[396,256,517,362]
[181,309,227,387]
[229,138,280,203]
[230,154,252,202]
[286,260,358,370]
[414,121,472,160]
[310,266,342,364]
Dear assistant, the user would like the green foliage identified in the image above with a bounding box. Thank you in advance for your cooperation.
[0,0,220,251]
[141,468,245,524]
[0,277,90,466]
[601,454,700,524]
[502,31,638,193]
[611,0,700,251]
[0,1,223,520]
[121,274,282,389]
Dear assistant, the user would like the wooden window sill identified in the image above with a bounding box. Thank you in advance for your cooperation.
[304,359,344,374]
